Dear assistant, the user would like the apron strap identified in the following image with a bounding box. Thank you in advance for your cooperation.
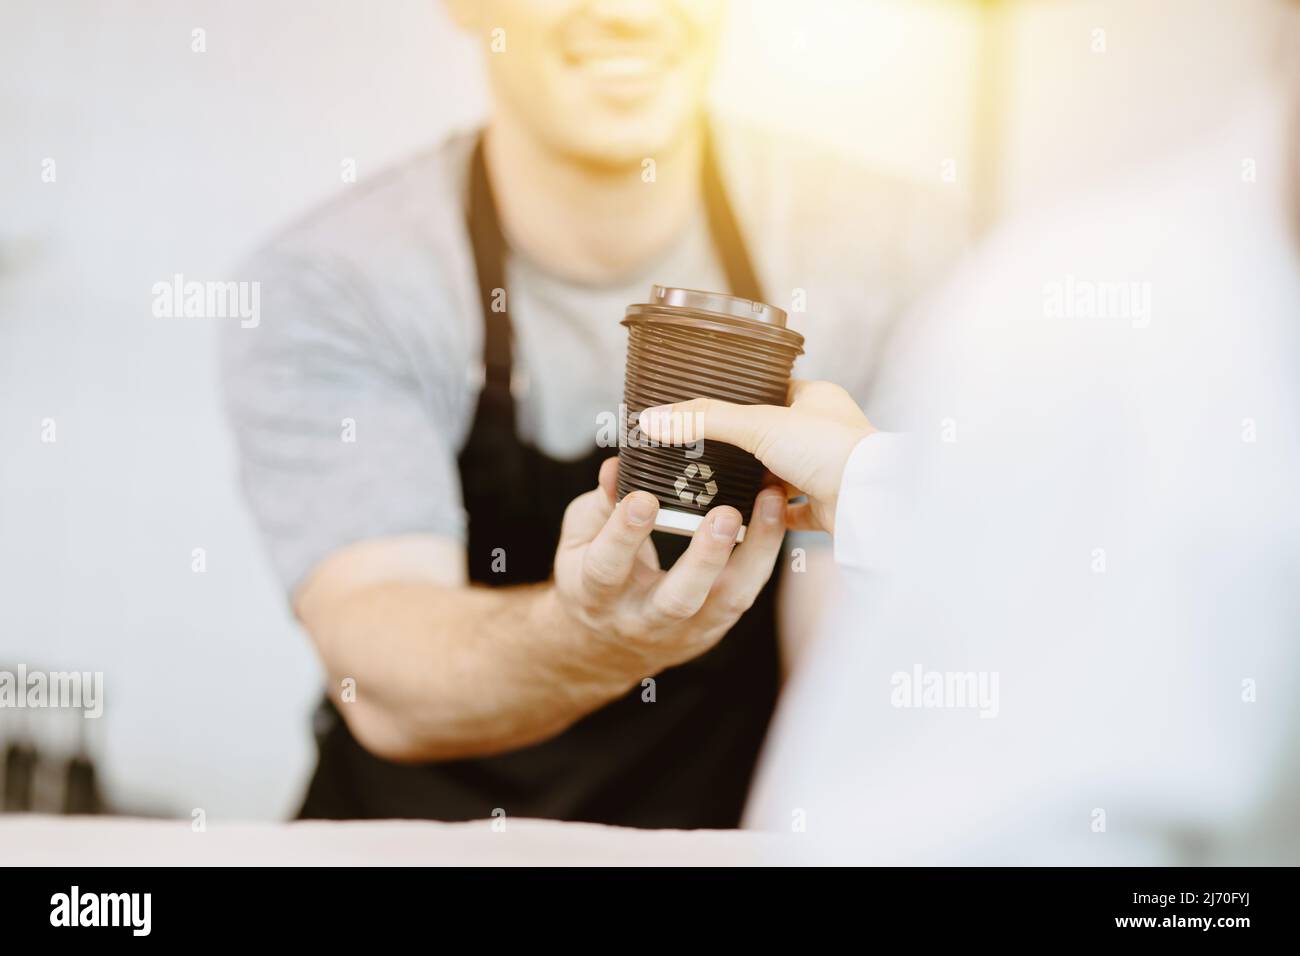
[467,135,517,428]
[465,123,765,428]
[700,128,766,305]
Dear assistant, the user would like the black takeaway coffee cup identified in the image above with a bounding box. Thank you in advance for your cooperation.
[618,285,805,541]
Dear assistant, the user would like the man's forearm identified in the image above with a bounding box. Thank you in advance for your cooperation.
[304,581,646,762]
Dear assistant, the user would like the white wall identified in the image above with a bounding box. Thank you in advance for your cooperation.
[0,0,1280,820]
[1,0,488,819]
[993,0,1284,216]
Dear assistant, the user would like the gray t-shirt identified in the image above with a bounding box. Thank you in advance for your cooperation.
[221,121,966,593]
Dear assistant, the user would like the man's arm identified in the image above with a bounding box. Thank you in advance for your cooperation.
[295,535,631,762]
[294,459,789,763]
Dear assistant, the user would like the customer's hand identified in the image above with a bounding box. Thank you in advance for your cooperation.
[550,458,787,671]
[638,381,876,533]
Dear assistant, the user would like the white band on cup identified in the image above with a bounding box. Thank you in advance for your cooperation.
[654,506,747,543]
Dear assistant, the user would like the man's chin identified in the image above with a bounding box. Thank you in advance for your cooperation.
[553,114,701,172]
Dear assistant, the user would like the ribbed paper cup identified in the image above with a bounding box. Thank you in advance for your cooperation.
[617,285,804,538]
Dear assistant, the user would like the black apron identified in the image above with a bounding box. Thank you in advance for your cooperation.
[298,130,781,828]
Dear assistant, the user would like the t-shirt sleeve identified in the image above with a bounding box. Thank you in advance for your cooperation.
[220,248,467,597]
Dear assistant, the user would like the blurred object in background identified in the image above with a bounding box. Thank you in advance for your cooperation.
[1,667,105,814]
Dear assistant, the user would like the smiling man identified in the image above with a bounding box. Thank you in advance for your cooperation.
[221,0,964,826]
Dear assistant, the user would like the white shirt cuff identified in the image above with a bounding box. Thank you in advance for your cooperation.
[832,432,911,572]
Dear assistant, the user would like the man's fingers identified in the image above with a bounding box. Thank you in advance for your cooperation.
[578,490,659,599]
[784,501,819,532]
[638,398,789,458]
[701,488,786,625]
[636,536,661,571]
[645,506,742,624]
[598,456,619,504]
[558,485,617,549]
[558,458,625,549]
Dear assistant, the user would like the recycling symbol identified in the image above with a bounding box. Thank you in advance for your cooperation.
[674,463,718,508]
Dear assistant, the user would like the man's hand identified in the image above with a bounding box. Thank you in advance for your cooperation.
[638,381,877,533]
[550,457,788,673]
[292,458,787,762]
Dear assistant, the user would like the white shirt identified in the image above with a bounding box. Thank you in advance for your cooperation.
[745,85,1300,865]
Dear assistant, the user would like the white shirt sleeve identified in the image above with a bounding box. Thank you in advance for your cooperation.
[744,90,1300,862]
[831,433,912,573]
